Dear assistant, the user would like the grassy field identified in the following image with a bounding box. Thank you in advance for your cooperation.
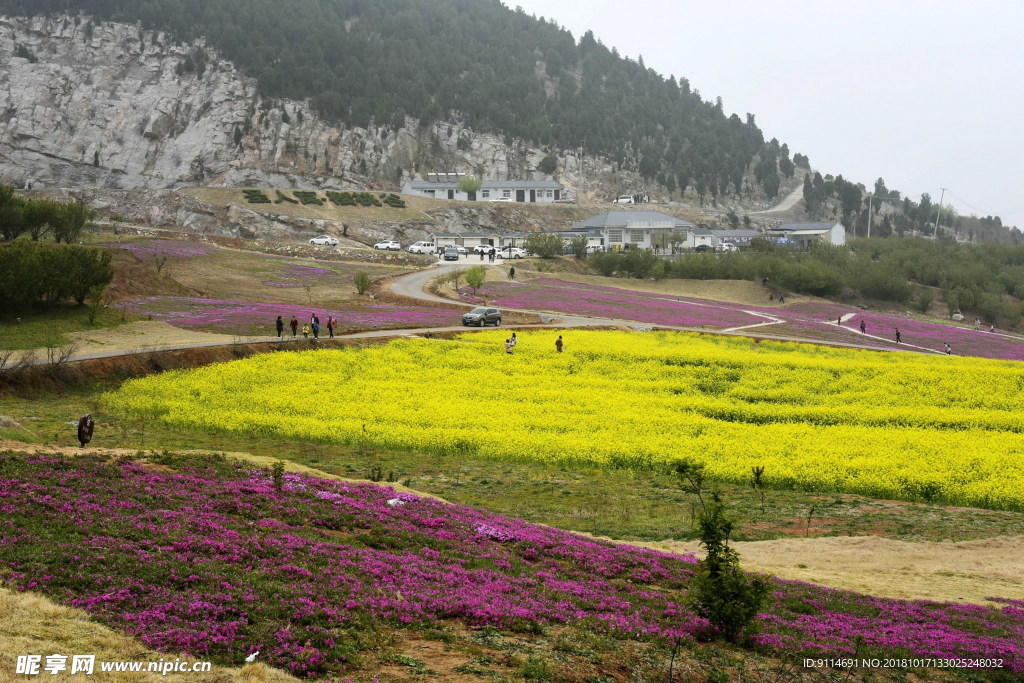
[0,305,130,351]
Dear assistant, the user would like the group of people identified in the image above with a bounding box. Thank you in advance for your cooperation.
[275,314,336,339]
[504,333,564,354]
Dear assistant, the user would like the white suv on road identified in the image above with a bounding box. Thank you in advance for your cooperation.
[374,240,401,251]
[407,241,436,254]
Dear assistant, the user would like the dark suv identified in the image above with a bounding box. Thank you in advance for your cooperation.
[444,246,460,261]
[462,306,502,327]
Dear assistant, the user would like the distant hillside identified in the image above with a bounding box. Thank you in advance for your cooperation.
[0,0,792,202]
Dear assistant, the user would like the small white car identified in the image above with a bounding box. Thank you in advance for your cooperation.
[490,196,514,203]
[497,247,528,259]
[309,235,339,246]
[456,246,468,254]
[714,242,738,252]
[612,195,634,204]
[472,244,496,254]
[374,240,401,251]
[407,241,436,254]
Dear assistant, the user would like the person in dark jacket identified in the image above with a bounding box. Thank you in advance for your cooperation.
[289,316,299,337]
[276,316,285,337]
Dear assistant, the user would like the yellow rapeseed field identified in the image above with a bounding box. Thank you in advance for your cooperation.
[103,330,1024,510]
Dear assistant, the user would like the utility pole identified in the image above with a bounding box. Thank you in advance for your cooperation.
[579,137,585,206]
[867,194,873,238]
[933,187,946,237]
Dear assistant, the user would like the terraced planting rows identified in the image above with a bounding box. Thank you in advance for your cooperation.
[1,452,1020,679]
[104,330,1024,511]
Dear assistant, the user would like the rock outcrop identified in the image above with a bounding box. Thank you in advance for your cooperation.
[0,14,609,195]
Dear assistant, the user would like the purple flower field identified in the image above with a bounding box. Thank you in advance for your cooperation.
[123,296,458,334]
[0,453,1020,678]
[477,279,1024,361]
[480,279,770,328]
[100,238,216,260]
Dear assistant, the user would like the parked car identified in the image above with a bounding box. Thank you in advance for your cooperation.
[374,240,401,251]
[714,242,738,252]
[490,196,514,202]
[407,241,436,254]
[472,244,496,254]
[497,246,527,259]
[612,195,634,204]
[443,246,460,261]
[694,244,712,253]
[462,306,502,327]
[456,245,468,254]
[309,235,339,246]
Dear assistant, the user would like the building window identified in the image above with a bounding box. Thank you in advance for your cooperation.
[481,190,490,198]
[545,190,553,198]
[502,189,511,198]
[608,229,623,243]
[630,230,644,243]
[425,190,435,197]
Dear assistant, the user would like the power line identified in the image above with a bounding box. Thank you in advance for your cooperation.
[943,189,1002,217]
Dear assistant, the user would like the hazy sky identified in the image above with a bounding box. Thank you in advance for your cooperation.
[507,0,1024,228]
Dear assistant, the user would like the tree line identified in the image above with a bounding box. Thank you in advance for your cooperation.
[803,173,1016,241]
[0,184,111,311]
[0,241,113,311]
[583,237,1024,327]
[0,184,96,243]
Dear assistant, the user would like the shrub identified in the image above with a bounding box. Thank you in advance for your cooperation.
[524,233,565,259]
[690,490,770,643]
[242,189,271,204]
[353,272,372,295]
[464,265,487,294]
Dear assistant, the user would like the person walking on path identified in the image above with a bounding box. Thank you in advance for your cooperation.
[327,316,335,339]
[778,292,785,303]
[479,249,485,262]
[276,316,284,338]
[509,265,516,280]
[302,323,310,338]
[945,343,952,355]
[310,314,320,339]
[859,319,866,334]
[505,338,514,354]
[895,328,902,344]
[555,335,564,353]
[837,316,842,326]
[289,316,299,337]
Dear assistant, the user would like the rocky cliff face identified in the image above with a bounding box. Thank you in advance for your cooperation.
[0,14,609,195]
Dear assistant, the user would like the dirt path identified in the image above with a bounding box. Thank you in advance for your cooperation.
[751,182,804,214]
[636,536,1024,606]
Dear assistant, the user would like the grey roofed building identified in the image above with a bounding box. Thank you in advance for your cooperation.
[772,221,847,247]
[566,210,694,251]
[402,178,563,203]
[570,210,694,231]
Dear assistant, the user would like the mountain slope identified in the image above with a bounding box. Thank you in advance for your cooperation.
[0,0,790,199]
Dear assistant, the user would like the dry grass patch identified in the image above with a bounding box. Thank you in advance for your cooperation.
[0,587,298,682]
[641,535,1024,606]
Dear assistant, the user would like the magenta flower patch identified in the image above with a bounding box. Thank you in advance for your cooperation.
[0,454,1019,678]
[122,296,458,334]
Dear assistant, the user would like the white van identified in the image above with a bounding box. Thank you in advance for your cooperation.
[407,241,435,254]
[613,195,634,204]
